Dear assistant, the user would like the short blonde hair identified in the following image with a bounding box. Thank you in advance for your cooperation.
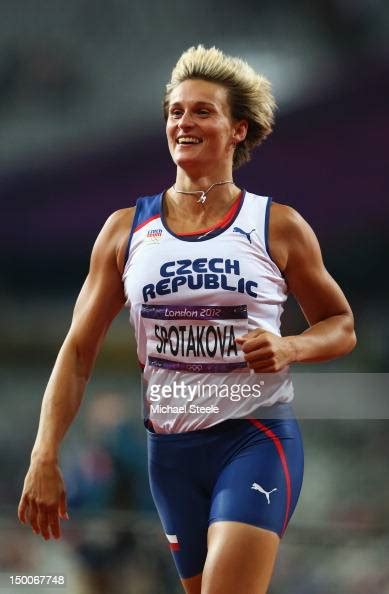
[163,45,276,169]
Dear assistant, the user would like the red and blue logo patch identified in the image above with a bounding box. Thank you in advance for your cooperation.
[147,228,163,239]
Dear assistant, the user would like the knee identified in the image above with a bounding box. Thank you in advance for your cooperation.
[181,572,202,594]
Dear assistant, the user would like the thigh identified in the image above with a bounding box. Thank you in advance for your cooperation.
[202,521,279,594]
[209,418,304,537]
[148,440,210,580]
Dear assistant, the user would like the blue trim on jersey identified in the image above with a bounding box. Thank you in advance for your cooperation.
[135,193,162,228]
[264,195,272,256]
[160,190,246,242]
[264,196,285,278]
[123,193,162,267]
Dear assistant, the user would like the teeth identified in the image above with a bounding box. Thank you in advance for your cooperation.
[177,137,201,144]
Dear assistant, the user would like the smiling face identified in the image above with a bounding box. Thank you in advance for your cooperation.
[166,79,246,177]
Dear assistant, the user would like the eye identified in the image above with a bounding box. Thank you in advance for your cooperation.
[198,109,210,116]
[170,109,182,118]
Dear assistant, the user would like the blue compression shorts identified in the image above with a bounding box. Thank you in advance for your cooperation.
[147,403,304,579]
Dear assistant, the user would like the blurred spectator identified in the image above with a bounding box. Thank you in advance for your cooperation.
[0,41,83,114]
[62,392,146,594]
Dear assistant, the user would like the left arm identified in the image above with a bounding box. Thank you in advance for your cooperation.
[237,204,357,371]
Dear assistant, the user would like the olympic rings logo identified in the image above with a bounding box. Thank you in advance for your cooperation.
[186,364,203,372]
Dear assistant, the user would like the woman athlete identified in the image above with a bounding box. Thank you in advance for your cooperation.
[18,46,356,594]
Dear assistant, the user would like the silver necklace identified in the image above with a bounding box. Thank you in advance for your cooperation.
[173,180,234,204]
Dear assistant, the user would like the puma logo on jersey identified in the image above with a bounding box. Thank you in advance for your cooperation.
[251,482,278,504]
[233,227,255,243]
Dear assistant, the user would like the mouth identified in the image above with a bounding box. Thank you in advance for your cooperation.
[176,136,203,145]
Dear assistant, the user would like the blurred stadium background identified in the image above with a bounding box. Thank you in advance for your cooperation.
[1,0,388,592]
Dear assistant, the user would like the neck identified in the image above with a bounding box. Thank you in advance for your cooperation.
[166,169,239,216]
[174,179,233,204]
[174,166,233,192]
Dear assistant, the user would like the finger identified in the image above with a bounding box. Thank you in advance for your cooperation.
[240,336,271,353]
[28,500,40,535]
[18,495,28,523]
[244,347,273,363]
[250,361,279,372]
[38,506,50,540]
[47,509,61,540]
[235,336,247,343]
[59,491,69,520]
[236,328,268,343]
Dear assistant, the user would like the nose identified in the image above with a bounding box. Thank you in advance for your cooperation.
[178,109,195,130]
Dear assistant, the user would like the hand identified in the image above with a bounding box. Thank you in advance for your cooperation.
[236,328,295,372]
[18,459,69,540]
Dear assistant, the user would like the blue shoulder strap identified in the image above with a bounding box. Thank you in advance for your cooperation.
[123,193,162,267]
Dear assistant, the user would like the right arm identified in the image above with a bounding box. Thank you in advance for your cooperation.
[18,207,134,540]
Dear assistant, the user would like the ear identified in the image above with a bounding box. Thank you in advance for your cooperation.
[233,119,248,144]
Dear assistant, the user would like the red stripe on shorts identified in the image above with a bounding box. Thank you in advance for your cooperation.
[248,418,292,537]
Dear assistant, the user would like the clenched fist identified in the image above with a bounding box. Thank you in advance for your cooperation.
[236,328,296,373]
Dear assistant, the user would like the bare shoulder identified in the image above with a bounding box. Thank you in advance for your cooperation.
[269,201,307,234]
[268,201,319,272]
[103,206,135,231]
[94,207,135,274]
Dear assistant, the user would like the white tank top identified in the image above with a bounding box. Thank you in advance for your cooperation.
[122,190,294,433]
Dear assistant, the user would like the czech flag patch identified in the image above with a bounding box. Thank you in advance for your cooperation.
[166,533,180,551]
